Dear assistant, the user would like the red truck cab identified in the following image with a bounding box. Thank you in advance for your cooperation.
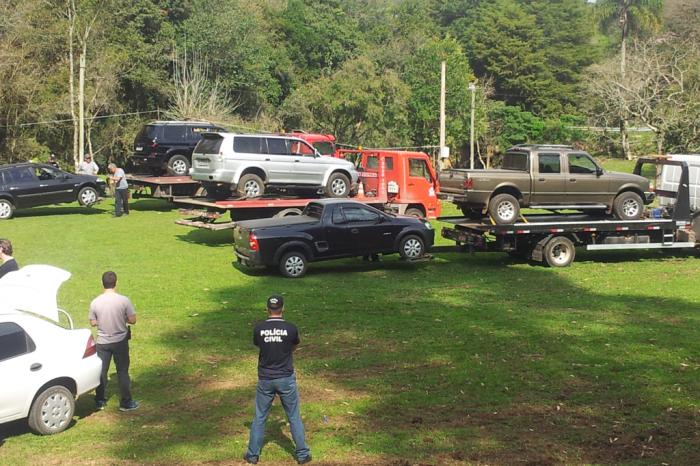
[282,131,339,157]
[340,149,441,219]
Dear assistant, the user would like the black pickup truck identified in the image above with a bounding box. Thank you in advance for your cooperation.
[233,199,435,277]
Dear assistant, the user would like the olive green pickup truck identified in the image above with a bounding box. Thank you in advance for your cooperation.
[438,145,655,224]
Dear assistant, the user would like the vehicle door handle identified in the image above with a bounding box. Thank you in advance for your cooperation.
[30,363,42,372]
[39,184,48,187]
[538,178,545,182]
[294,159,300,162]
[569,178,576,182]
[350,228,359,234]
[265,158,271,161]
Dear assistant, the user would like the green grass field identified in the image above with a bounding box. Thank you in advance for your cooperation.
[0,160,698,465]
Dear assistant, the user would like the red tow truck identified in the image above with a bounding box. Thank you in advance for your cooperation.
[174,149,441,230]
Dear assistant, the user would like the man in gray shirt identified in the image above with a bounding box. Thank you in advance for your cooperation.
[108,163,129,217]
[89,271,139,411]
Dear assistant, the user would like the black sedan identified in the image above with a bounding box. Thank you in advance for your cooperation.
[0,163,107,219]
[234,199,435,277]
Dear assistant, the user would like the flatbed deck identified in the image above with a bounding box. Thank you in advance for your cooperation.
[126,174,203,199]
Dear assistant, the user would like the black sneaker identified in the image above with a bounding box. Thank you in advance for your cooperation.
[243,454,259,464]
[95,400,107,411]
[119,400,140,412]
[297,455,312,464]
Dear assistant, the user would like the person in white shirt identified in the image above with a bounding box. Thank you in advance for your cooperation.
[77,154,99,175]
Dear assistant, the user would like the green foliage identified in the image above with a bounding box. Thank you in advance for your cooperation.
[403,37,475,151]
[182,0,287,115]
[279,56,411,146]
[278,0,363,78]
[487,104,544,150]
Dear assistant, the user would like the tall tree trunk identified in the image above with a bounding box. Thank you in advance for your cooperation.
[67,1,78,165]
[619,3,632,160]
[78,47,86,166]
[656,130,664,155]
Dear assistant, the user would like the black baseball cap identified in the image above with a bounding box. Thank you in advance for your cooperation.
[267,295,284,311]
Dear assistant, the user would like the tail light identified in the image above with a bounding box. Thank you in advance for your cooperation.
[249,233,259,251]
[463,178,474,190]
[149,138,158,156]
[83,335,96,358]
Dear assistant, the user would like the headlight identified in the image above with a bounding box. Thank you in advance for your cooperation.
[424,221,433,230]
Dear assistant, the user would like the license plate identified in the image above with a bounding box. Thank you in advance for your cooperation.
[135,146,143,151]
[195,160,210,168]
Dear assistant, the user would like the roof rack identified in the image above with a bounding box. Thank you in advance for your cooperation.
[513,144,574,150]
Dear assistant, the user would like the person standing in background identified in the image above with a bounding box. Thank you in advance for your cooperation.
[108,163,129,217]
[0,239,19,279]
[78,153,99,175]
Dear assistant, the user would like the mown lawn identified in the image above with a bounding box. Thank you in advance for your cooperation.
[0,159,698,465]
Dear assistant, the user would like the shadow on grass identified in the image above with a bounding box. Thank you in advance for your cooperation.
[102,255,699,464]
[11,205,107,219]
[127,198,180,212]
[175,228,234,247]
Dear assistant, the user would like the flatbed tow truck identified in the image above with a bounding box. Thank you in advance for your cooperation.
[440,158,699,267]
[173,149,441,230]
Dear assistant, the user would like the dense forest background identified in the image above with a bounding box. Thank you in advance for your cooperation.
[1,0,699,168]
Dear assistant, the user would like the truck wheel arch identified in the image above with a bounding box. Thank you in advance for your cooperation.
[273,241,314,264]
[615,186,645,203]
[489,185,523,204]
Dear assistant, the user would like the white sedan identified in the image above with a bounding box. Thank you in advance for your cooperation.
[0,265,101,435]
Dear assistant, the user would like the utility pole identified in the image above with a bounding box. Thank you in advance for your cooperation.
[78,51,86,165]
[469,81,476,169]
[439,61,446,168]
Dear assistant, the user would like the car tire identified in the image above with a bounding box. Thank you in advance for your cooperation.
[236,174,265,198]
[0,199,15,220]
[325,172,351,198]
[543,236,575,267]
[404,207,424,219]
[488,193,520,225]
[613,191,644,220]
[77,186,98,207]
[167,155,190,176]
[279,250,308,278]
[28,385,75,435]
[399,234,425,260]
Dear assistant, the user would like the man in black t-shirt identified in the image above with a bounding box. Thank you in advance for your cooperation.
[0,239,19,279]
[244,295,311,465]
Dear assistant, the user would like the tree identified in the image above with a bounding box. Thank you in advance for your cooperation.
[456,0,555,114]
[589,37,698,155]
[402,37,475,161]
[278,56,410,146]
[596,0,663,158]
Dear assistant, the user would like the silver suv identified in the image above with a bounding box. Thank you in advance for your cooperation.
[191,133,359,198]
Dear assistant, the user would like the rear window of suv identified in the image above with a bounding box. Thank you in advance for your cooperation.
[502,152,528,171]
[195,136,223,154]
[136,125,161,141]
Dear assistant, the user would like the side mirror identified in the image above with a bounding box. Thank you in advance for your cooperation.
[596,167,604,177]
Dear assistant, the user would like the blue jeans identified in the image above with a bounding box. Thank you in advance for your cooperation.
[246,374,310,460]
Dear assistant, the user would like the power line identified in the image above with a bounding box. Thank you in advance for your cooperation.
[1,110,160,129]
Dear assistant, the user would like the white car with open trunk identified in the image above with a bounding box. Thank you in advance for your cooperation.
[0,265,101,435]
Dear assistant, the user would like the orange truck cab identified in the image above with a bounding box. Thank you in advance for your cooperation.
[340,149,441,219]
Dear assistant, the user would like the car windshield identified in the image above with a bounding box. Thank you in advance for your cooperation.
[501,152,528,171]
[302,203,324,219]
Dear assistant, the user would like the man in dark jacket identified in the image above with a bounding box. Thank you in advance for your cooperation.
[0,239,19,279]
[244,295,311,465]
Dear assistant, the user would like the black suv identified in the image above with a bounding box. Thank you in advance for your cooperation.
[130,121,224,176]
[0,163,107,219]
